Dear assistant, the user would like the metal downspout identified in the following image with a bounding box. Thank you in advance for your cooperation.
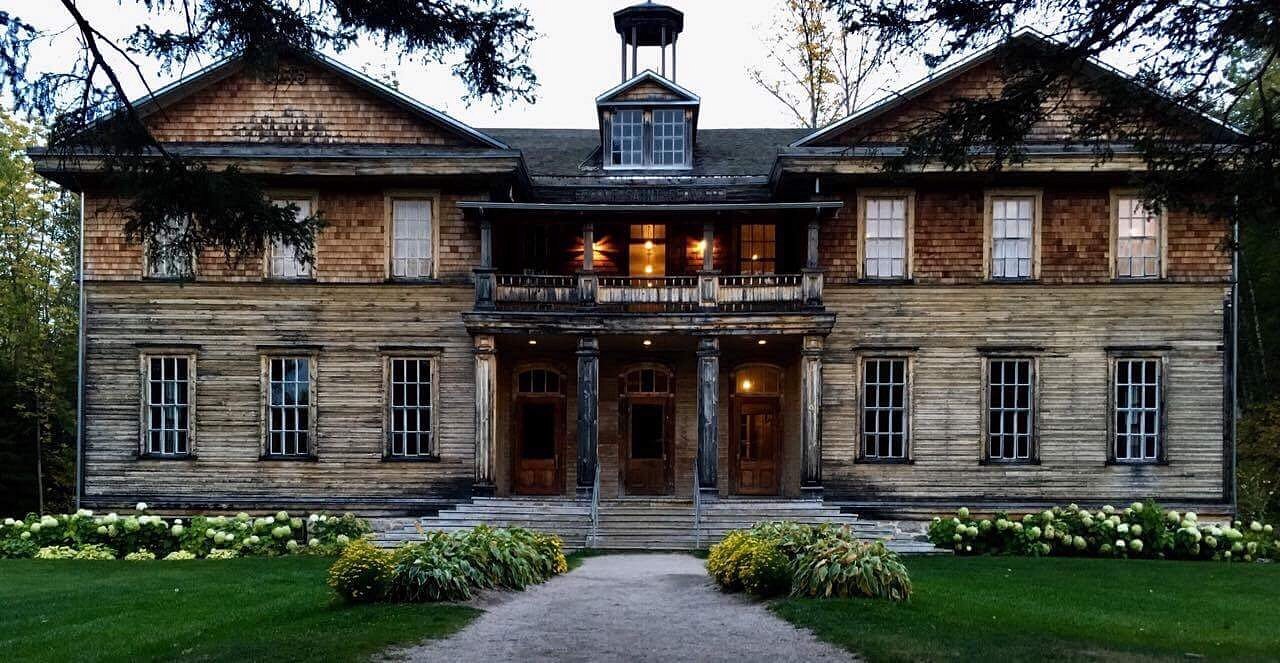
[75,193,85,510]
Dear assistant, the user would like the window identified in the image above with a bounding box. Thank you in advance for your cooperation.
[624,367,671,394]
[269,198,313,279]
[1115,196,1162,279]
[391,198,433,279]
[738,224,776,274]
[652,109,686,166]
[518,368,561,394]
[989,196,1035,280]
[143,355,192,456]
[265,356,314,457]
[1113,358,1162,462]
[629,224,666,276]
[609,110,644,167]
[863,197,908,279]
[387,357,435,458]
[147,217,193,279]
[986,358,1034,461]
[860,358,909,460]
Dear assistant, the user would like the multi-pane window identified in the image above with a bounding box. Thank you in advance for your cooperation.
[147,217,192,279]
[629,223,667,276]
[266,356,313,456]
[391,199,433,279]
[610,110,644,166]
[864,198,907,279]
[990,196,1034,279]
[1116,197,1161,279]
[861,358,909,460]
[1114,358,1162,462]
[987,359,1034,461]
[387,357,434,458]
[144,356,191,456]
[269,199,313,279]
[739,224,776,274]
[652,109,686,166]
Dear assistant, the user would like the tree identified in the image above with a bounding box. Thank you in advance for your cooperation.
[749,0,884,128]
[0,112,79,514]
[0,0,537,272]
[827,0,1278,229]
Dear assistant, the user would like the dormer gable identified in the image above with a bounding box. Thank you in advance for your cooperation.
[596,70,699,170]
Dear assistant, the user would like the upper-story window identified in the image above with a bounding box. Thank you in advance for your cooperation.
[739,224,776,274]
[629,224,666,276]
[863,197,908,280]
[390,198,434,279]
[147,216,193,279]
[268,198,314,279]
[988,194,1038,280]
[607,108,690,169]
[1114,195,1163,279]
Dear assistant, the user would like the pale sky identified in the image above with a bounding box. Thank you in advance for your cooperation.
[4,1,1141,130]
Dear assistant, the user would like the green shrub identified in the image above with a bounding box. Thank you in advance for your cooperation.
[163,550,195,560]
[740,538,791,597]
[707,530,754,592]
[327,540,393,603]
[0,535,37,559]
[124,550,156,561]
[73,544,117,560]
[35,546,77,559]
[791,539,912,601]
[389,539,475,602]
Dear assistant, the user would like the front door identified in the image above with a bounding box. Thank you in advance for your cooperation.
[623,399,672,494]
[733,398,781,495]
[514,399,561,495]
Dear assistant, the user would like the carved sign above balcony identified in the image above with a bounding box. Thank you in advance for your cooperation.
[571,187,730,204]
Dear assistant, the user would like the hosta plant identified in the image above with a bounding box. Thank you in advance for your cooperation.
[790,539,913,601]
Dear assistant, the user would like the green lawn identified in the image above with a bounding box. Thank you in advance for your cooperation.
[0,557,477,662]
[773,556,1280,662]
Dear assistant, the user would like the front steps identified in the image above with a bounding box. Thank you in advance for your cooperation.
[372,496,940,553]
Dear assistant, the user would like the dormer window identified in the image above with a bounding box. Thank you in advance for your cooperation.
[605,108,691,169]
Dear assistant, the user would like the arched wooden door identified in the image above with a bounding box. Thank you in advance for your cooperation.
[512,368,564,495]
[619,366,675,495]
[731,365,783,496]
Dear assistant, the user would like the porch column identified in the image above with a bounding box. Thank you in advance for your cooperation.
[697,336,719,493]
[474,215,496,309]
[802,216,823,309]
[472,334,497,495]
[576,336,600,497]
[698,223,719,310]
[800,335,824,498]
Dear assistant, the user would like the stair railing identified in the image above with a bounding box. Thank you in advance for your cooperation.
[588,458,601,548]
[693,456,703,549]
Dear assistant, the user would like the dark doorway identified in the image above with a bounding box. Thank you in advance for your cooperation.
[619,367,675,495]
[513,368,564,495]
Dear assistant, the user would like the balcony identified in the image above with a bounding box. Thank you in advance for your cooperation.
[480,272,819,313]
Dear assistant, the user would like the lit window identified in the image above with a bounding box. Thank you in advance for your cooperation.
[738,224,776,274]
[610,110,644,167]
[144,355,192,456]
[1114,358,1161,462]
[629,224,666,276]
[990,196,1034,279]
[1116,197,1161,278]
[652,109,686,166]
[861,358,908,460]
[987,358,1034,461]
[388,357,435,457]
[391,199,433,279]
[266,356,313,457]
[269,199,313,279]
[864,198,907,279]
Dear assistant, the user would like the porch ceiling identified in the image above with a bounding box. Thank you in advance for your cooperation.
[463,310,835,336]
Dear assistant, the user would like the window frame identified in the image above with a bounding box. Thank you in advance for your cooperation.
[1109,189,1167,281]
[264,193,319,281]
[856,189,915,281]
[1107,353,1169,465]
[982,189,1042,281]
[143,216,196,281]
[737,223,777,275]
[855,353,914,463]
[650,108,688,167]
[604,107,692,170]
[382,353,441,461]
[138,351,197,458]
[979,354,1040,465]
[260,352,319,460]
[384,191,440,281]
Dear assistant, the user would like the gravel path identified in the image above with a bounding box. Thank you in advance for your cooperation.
[386,553,856,663]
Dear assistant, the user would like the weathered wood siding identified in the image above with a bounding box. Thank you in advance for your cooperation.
[821,284,1228,504]
[82,282,476,512]
[145,59,471,145]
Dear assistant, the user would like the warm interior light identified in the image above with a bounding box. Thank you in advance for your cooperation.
[741,379,753,392]
[642,339,652,346]
[757,339,767,345]
[696,239,707,252]
[644,240,655,250]
[751,253,759,261]
[644,264,654,274]
[528,339,537,345]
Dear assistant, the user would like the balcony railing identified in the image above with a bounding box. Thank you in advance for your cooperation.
[476,271,821,313]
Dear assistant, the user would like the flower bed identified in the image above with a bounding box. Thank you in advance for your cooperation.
[327,525,568,603]
[707,522,912,601]
[927,500,1278,561]
[0,503,369,560]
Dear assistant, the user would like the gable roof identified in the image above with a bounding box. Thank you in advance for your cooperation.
[791,29,1240,147]
[595,70,700,106]
[117,49,509,149]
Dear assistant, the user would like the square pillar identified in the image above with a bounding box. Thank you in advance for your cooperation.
[576,336,599,496]
[472,335,497,495]
[474,216,496,309]
[697,336,719,493]
[800,335,824,498]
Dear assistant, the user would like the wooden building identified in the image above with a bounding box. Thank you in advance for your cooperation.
[31,4,1236,546]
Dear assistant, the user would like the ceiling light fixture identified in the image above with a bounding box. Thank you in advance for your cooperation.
[642,339,652,347]
[528,339,537,345]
